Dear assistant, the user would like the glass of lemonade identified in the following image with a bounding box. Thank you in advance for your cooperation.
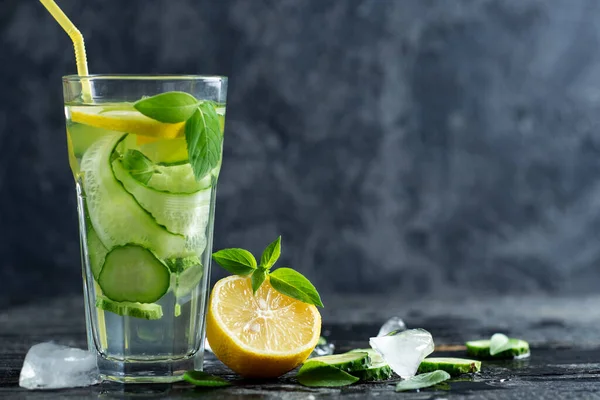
[62,75,227,382]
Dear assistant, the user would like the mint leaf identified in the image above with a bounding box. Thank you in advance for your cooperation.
[260,236,281,270]
[251,268,267,294]
[490,333,511,355]
[296,361,358,387]
[134,91,199,123]
[212,249,257,276]
[185,103,222,181]
[395,370,451,392]
[269,268,323,307]
[121,149,155,184]
[183,370,231,387]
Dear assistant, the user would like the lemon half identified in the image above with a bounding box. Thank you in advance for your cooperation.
[206,275,321,378]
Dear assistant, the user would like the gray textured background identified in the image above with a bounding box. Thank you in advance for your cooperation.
[1,0,599,307]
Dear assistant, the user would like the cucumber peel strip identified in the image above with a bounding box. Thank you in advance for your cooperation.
[95,295,163,320]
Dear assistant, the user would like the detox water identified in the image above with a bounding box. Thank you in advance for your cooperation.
[63,76,227,382]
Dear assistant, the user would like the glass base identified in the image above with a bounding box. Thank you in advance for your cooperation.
[97,353,201,383]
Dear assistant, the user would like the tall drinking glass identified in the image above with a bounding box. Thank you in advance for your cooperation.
[62,76,227,383]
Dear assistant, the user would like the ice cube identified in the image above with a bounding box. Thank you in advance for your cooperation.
[19,342,100,389]
[310,336,335,357]
[377,316,407,337]
[369,328,434,379]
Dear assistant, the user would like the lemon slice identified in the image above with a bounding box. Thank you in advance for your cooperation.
[206,275,321,378]
[70,105,185,139]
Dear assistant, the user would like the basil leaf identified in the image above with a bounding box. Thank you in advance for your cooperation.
[121,149,155,184]
[395,370,451,392]
[185,104,222,181]
[296,361,358,387]
[183,370,231,387]
[490,333,511,355]
[251,268,267,294]
[212,249,257,276]
[260,236,281,270]
[134,91,199,123]
[269,268,323,307]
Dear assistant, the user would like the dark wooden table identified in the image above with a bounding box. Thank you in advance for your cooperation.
[2,294,600,399]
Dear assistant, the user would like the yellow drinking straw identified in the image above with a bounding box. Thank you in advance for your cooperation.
[39,0,92,103]
[39,0,104,345]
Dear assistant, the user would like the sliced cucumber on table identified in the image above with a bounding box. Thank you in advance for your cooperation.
[307,352,371,373]
[418,357,481,376]
[348,348,393,381]
[466,339,530,359]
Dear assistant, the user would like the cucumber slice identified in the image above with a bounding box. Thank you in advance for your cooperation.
[216,106,226,133]
[165,255,201,273]
[418,357,481,376]
[147,163,212,193]
[166,256,204,308]
[68,123,118,158]
[95,295,163,320]
[98,245,170,303]
[81,134,190,258]
[348,349,393,381]
[112,159,211,239]
[119,149,210,194]
[306,352,371,373]
[175,263,204,298]
[139,137,189,165]
[87,226,108,280]
[466,339,530,359]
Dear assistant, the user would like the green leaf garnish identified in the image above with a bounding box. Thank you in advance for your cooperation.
[269,268,324,307]
[259,236,281,270]
[490,333,511,355]
[134,91,199,123]
[133,92,224,184]
[212,249,257,276]
[395,370,451,392]
[185,104,222,180]
[120,149,155,184]
[251,268,267,294]
[212,236,323,307]
[296,361,359,387]
[183,370,231,387]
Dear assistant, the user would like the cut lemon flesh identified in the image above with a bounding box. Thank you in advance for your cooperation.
[206,275,321,378]
[70,105,185,139]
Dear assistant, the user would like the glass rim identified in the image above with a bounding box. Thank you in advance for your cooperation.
[62,74,227,82]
